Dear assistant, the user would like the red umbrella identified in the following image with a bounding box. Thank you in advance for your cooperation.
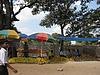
[35,33,48,57]
[36,33,48,42]
[29,33,55,57]
[29,33,56,42]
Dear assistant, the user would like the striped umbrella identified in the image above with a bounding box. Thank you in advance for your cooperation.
[29,33,55,42]
[28,33,56,57]
[0,30,20,39]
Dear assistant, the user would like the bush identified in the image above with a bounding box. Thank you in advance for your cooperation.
[8,57,49,64]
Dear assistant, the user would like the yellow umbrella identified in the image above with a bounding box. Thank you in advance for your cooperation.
[0,30,20,39]
[21,38,29,42]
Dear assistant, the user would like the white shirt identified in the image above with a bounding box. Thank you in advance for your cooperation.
[0,47,8,65]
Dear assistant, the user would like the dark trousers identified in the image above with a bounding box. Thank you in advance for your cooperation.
[0,65,8,75]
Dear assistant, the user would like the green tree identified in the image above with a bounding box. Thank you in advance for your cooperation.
[38,0,94,51]
[65,7,100,37]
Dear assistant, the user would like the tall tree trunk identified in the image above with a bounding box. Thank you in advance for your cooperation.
[4,0,11,29]
[0,0,12,29]
[60,24,64,51]
[0,0,3,29]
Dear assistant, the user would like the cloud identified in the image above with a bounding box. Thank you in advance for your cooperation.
[15,8,33,21]
[14,8,52,35]
[75,1,81,5]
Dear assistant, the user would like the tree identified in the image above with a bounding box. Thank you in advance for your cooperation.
[0,0,95,32]
[66,7,100,37]
[39,0,94,51]
[89,7,100,36]
[39,0,76,51]
[0,0,19,32]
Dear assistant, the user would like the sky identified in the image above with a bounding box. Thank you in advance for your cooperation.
[14,8,60,35]
[14,0,100,36]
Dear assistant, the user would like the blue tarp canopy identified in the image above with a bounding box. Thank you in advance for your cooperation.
[58,36,100,41]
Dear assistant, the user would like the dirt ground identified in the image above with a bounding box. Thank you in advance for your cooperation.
[8,61,100,75]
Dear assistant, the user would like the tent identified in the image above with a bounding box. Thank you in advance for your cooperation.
[58,36,100,42]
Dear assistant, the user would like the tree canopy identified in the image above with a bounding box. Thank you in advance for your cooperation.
[0,0,99,35]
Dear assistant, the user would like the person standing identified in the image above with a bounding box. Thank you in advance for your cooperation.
[23,42,29,57]
[0,41,17,75]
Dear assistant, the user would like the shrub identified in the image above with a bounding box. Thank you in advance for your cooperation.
[8,57,49,64]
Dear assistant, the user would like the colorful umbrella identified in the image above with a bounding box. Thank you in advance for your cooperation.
[0,30,20,39]
[36,33,48,42]
[29,33,55,42]
[28,33,56,57]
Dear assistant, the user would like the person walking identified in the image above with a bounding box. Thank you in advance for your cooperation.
[0,41,17,75]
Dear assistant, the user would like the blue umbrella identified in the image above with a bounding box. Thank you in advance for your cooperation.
[19,33,28,38]
[19,33,29,42]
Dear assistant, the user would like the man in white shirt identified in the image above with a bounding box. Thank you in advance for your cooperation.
[0,41,9,75]
[0,41,17,75]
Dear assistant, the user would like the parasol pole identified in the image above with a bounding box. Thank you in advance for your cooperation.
[40,41,43,57]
